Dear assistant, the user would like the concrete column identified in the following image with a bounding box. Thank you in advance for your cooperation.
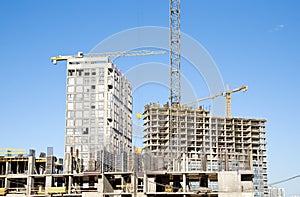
[225,149,229,171]
[64,153,71,174]
[143,173,147,194]
[5,161,10,174]
[4,178,10,189]
[28,156,35,175]
[98,176,104,196]
[45,176,52,195]
[131,174,137,197]
[4,162,10,189]
[68,176,73,194]
[183,173,186,192]
[27,155,35,196]
[27,177,34,196]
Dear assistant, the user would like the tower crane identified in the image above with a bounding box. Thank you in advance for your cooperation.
[183,85,248,118]
[224,85,248,118]
[50,50,166,65]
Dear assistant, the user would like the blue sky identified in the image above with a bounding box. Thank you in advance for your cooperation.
[0,0,299,195]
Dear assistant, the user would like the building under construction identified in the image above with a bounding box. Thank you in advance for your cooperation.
[0,0,270,195]
[143,103,267,196]
[0,51,268,196]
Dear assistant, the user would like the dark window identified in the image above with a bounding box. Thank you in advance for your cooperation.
[83,128,89,134]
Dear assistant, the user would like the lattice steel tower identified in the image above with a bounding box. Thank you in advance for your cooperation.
[170,0,181,105]
[168,0,182,167]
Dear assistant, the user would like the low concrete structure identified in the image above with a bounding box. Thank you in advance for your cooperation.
[0,148,256,196]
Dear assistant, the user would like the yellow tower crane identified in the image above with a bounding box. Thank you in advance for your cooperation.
[224,85,248,118]
[183,85,248,118]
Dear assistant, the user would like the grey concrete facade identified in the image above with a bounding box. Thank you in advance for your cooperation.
[143,102,268,196]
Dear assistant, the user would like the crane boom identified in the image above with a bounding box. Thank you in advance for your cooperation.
[183,93,222,106]
[50,50,166,65]
[183,85,248,118]
[230,86,248,93]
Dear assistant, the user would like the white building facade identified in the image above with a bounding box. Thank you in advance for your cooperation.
[64,54,132,171]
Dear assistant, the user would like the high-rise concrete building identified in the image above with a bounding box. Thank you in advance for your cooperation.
[143,102,268,196]
[64,54,132,171]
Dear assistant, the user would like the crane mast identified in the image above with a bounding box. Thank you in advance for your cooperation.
[170,0,181,105]
[168,0,181,169]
